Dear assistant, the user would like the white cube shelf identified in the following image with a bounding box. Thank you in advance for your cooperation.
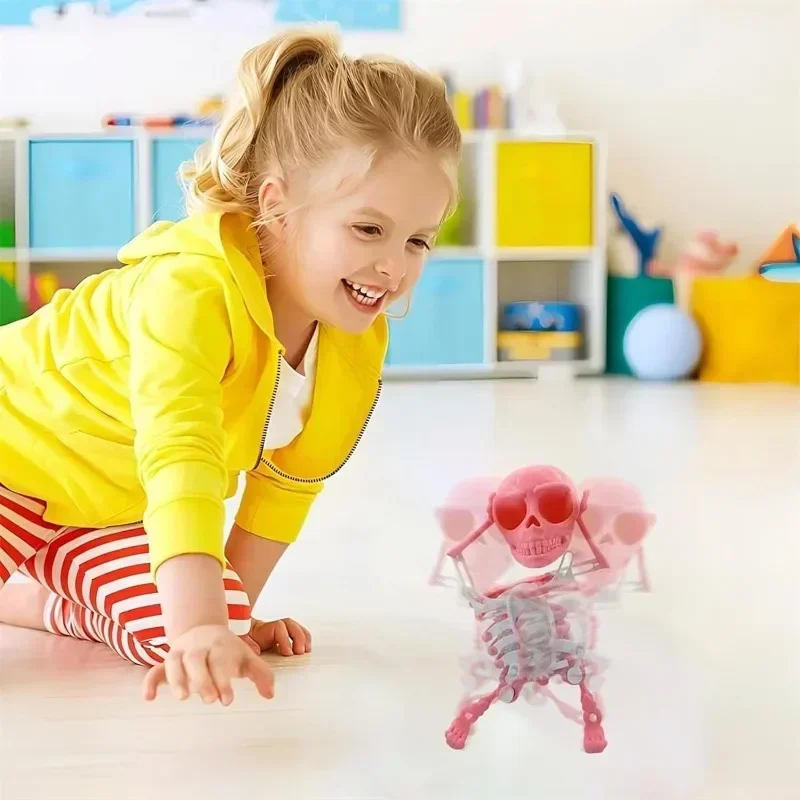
[0,127,607,379]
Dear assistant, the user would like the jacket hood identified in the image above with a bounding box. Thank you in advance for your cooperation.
[117,211,388,376]
[118,211,257,264]
[119,212,278,341]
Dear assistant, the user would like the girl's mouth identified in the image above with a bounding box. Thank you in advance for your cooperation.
[342,280,388,311]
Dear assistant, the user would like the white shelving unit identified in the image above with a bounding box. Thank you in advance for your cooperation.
[0,126,607,380]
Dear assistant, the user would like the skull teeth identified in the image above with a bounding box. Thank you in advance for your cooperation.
[514,537,563,557]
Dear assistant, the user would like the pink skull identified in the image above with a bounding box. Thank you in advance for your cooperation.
[571,478,656,593]
[491,466,578,568]
[434,475,512,590]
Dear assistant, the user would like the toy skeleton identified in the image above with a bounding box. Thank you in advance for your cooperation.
[432,465,655,754]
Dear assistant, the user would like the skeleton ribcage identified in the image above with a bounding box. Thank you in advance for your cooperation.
[469,581,590,686]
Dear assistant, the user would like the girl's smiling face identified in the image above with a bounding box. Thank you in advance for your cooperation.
[260,148,454,338]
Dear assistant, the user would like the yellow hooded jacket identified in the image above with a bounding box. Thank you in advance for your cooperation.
[0,212,386,577]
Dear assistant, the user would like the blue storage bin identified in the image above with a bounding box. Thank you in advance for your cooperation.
[500,301,582,332]
[387,258,484,366]
[29,139,135,250]
[152,138,207,222]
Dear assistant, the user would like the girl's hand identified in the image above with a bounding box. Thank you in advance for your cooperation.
[246,617,312,657]
[142,624,275,705]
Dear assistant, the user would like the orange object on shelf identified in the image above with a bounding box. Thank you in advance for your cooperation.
[751,224,800,273]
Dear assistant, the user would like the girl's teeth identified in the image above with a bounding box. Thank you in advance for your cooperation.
[345,282,381,306]
[345,281,385,302]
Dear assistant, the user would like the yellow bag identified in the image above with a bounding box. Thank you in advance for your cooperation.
[691,276,800,384]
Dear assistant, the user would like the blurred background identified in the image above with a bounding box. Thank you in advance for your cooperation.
[1,0,799,384]
[1,0,798,266]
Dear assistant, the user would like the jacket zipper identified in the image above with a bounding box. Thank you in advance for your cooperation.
[252,356,282,471]
[252,356,383,484]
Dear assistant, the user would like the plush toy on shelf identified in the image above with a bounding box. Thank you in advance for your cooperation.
[651,230,739,310]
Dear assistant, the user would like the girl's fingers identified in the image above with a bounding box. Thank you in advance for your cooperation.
[244,634,262,656]
[300,624,312,652]
[184,650,218,704]
[142,664,166,701]
[273,621,294,656]
[242,653,275,700]
[208,649,236,707]
[165,652,189,701]
[284,619,308,654]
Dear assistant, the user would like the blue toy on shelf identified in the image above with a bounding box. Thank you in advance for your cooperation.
[501,301,581,332]
[610,192,662,278]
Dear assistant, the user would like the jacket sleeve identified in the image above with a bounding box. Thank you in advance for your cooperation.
[127,257,232,579]
[235,468,323,544]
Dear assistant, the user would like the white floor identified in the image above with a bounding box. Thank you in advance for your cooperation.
[1,378,799,800]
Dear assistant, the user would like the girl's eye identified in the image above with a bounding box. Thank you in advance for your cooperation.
[355,225,382,237]
[409,238,431,251]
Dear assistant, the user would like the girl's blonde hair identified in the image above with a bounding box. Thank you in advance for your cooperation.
[181,28,462,223]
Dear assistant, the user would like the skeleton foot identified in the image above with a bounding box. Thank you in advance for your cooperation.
[583,714,607,754]
[445,715,473,750]
[579,682,607,754]
[445,687,502,750]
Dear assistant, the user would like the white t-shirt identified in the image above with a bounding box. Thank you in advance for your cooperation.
[264,326,318,451]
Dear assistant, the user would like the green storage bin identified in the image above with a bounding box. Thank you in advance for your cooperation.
[606,275,674,375]
[0,220,14,248]
[0,276,24,326]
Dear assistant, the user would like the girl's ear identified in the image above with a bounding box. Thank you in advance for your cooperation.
[258,176,290,234]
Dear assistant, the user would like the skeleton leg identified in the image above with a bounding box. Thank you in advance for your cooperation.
[555,608,607,753]
[579,680,607,754]
[445,679,524,750]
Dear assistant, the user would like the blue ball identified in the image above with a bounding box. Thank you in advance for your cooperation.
[623,304,702,380]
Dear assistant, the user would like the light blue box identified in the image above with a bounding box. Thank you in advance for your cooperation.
[29,139,135,250]
[152,138,207,223]
[275,0,401,30]
[0,1,48,25]
[387,259,484,367]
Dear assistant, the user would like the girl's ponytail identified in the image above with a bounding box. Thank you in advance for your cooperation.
[181,29,337,216]
[181,27,461,221]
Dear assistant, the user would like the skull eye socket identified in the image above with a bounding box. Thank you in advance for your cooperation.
[435,508,476,542]
[493,493,527,531]
[614,512,650,546]
[537,484,575,524]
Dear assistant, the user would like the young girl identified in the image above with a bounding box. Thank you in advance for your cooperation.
[0,28,460,706]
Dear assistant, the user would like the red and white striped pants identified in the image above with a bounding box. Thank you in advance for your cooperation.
[0,484,252,667]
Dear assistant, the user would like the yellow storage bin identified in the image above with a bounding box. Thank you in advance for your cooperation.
[691,276,800,384]
[498,330,583,361]
[496,141,593,248]
[0,261,15,283]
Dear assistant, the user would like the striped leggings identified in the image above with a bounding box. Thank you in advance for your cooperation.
[0,484,251,667]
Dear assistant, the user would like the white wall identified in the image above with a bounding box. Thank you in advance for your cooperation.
[0,0,797,268]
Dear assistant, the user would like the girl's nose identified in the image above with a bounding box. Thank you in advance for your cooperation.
[374,258,405,290]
